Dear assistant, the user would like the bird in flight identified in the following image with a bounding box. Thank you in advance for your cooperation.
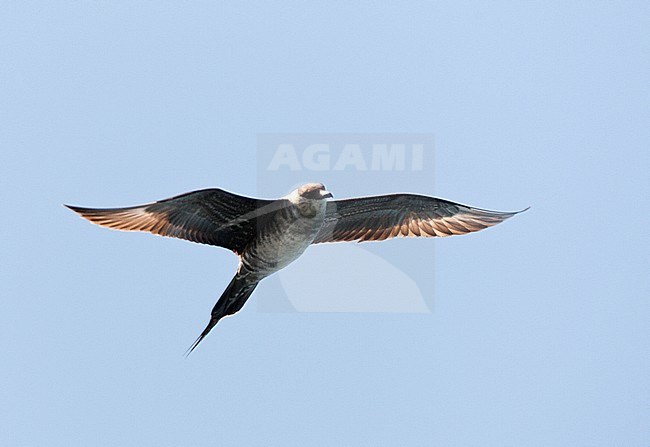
[66,183,526,354]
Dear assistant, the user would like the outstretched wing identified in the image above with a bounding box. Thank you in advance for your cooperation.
[313,194,527,243]
[66,188,281,254]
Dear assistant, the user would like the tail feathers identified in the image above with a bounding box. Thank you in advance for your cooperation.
[185,276,258,356]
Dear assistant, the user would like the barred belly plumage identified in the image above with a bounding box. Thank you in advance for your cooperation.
[241,201,326,276]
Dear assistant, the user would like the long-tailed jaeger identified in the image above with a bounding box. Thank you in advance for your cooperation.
[66,183,527,354]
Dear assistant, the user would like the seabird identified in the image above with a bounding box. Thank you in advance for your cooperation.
[66,183,527,354]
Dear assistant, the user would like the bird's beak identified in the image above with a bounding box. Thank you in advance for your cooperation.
[320,190,333,199]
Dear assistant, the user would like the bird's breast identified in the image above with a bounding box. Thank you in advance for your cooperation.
[241,202,326,275]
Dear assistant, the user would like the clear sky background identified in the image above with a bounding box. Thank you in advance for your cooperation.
[1,2,649,446]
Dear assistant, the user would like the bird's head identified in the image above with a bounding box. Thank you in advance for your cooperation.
[296,183,333,200]
[285,183,333,217]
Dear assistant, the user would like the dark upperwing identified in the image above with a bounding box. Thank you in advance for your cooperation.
[313,194,527,243]
[66,188,286,254]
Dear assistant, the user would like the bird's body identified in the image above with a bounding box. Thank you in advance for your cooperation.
[240,188,328,276]
[66,182,526,354]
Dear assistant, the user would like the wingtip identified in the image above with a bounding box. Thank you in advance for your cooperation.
[501,206,530,217]
[64,204,83,213]
[501,206,529,220]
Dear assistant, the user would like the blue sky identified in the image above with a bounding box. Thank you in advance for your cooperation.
[1,2,649,446]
